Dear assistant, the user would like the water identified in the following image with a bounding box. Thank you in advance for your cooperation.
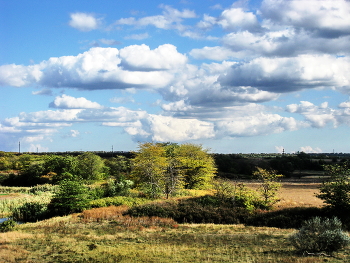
[0,218,9,223]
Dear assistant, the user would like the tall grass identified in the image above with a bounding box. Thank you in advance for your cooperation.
[0,186,31,194]
[0,192,53,217]
[2,215,349,262]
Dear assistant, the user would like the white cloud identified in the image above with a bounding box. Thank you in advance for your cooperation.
[275,146,284,153]
[219,55,350,93]
[125,114,215,142]
[215,112,302,137]
[261,0,350,38]
[69,12,101,32]
[0,64,42,87]
[115,5,196,31]
[189,46,238,61]
[49,94,103,109]
[300,146,322,154]
[218,8,261,32]
[0,45,183,90]
[119,44,187,70]
[69,130,80,138]
[27,144,49,152]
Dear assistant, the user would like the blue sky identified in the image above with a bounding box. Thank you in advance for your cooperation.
[1,0,350,154]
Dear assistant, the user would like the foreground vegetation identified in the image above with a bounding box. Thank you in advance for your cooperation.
[0,145,350,262]
[1,207,349,263]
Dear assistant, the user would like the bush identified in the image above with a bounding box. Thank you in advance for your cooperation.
[289,217,350,254]
[47,180,91,216]
[89,196,149,208]
[29,184,58,195]
[125,197,253,224]
[317,162,350,212]
[103,179,134,197]
[0,219,16,232]
[12,202,48,222]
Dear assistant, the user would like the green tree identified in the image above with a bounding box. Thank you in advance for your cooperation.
[43,155,79,183]
[163,143,185,198]
[317,162,350,211]
[131,142,216,198]
[131,142,168,198]
[104,156,130,181]
[253,167,282,209]
[176,143,216,189]
[76,152,106,181]
[47,180,91,216]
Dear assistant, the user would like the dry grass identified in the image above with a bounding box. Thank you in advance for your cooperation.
[241,177,326,209]
[0,216,348,263]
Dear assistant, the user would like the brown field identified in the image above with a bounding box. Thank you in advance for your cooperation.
[244,176,326,209]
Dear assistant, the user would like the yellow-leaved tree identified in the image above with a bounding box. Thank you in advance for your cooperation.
[131,142,216,198]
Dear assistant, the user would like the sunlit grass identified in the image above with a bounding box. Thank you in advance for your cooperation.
[0,210,348,262]
[0,192,53,217]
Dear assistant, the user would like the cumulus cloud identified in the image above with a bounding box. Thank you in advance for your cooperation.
[69,12,101,31]
[0,45,186,90]
[219,55,350,93]
[218,7,261,32]
[286,101,347,128]
[261,0,350,38]
[0,64,42,87]
[49,94,103,109]
[124,114,215,142]
[119,44,187,71]
[299,146,322,153]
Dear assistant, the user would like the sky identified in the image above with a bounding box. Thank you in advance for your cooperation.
[1,0,350,154]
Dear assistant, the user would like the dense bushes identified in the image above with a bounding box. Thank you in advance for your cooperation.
[47,180,92,216]
[0,219,16,232]
[125,196,252,224]
[12,202,48,222]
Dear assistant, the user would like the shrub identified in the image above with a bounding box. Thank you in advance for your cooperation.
[0,219,16,232]
[317,162,350,212]
[103,179,134,197]
[125,197,253,224]
[289,217,350,254]
[89,196,149,208]
[29,184,58,195]
[47,180,91,216]
[12,201,48,222]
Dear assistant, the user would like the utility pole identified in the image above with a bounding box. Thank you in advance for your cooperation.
[112,145,114,157]
[19,141,21,154]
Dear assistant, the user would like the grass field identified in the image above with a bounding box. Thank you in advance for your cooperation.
[1,177,349,262]
[1,206,349,263]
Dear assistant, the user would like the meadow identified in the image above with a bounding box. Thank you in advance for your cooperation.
[0,178,349,263]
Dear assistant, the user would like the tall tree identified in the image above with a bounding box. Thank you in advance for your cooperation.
[175,143,216,189]
[76,152,106,181]
[131,142,217,198]
[131,142,167,198]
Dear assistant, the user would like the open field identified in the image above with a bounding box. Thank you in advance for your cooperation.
[1,177,349,262]
[1,207,349,263]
